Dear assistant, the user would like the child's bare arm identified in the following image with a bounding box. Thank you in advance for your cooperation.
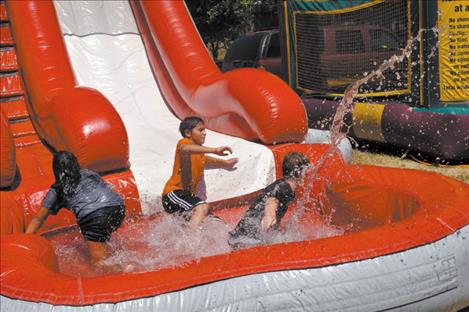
[261,197,279,232]
[180,144,232,155]
[26,207,51,234]
[180,144,233,156]
[213,146,233,156]
[205,155,239,167]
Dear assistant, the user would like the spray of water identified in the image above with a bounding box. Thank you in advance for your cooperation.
[50,212,233,276]
[331,29,425,147]
[103,214,232,271]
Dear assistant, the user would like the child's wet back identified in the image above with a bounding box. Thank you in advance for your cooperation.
[42,168,124,222]
[26,151,127,272]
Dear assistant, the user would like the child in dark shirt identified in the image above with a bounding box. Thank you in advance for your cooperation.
[26,151,126,271]
[228,152,311,249]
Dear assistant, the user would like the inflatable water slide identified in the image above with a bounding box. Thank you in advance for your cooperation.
[1,1,468,311]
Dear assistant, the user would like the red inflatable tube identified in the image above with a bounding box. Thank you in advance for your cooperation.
[0,109,22,235]
[132,1,307,144]
[6,1,129,172]
[0,191,24,235]
[47,87,129,172]
[0,109,16,188]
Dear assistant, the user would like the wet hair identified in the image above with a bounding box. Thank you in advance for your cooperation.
[52,151,81,197]
[179,116,204,137]
[282,152,311,179]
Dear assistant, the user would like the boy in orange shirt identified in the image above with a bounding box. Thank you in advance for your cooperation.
[162,116,238,229]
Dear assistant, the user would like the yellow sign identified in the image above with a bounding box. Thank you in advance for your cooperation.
[438,0,469,102]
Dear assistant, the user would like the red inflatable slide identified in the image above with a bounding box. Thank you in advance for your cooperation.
[1,1,468,311]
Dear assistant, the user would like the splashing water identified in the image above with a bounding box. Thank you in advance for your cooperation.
[50,213,233,276]
[330,29,425,149]
[105,214,232,271]
[50,201,342,276]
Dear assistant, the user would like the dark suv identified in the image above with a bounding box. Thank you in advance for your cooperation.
[221,29,283,79]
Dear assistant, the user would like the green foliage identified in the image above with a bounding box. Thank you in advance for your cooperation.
[186,0,255,61]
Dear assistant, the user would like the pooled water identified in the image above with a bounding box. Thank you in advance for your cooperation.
[105,213,232,271]
[51,204,343,276]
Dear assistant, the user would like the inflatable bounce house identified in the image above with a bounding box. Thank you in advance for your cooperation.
[1,1,468,311]
[281,0,469,161]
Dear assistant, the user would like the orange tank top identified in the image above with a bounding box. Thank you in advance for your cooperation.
[163,138,205,195]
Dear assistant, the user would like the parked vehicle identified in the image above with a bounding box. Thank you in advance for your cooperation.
[221,29,283,79]
[318,24,402,81]
[222,25,403,91]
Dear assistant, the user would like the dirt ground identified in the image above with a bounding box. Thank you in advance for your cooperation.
[351,150,469,183]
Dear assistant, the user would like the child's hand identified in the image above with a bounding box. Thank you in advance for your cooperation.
[225,158,239,166]
[261,214,277,232]
[221,158,239,171]
[215,146,232,156]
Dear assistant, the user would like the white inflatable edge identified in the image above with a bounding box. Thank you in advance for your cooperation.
[304,129,353,163]
[2,225,468,311]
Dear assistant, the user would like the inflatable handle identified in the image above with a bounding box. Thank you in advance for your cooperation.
[47,87,129,172]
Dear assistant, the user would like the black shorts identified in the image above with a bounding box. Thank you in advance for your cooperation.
[228,224,263,249]
[78,205,125,242]
[162,190,205,216]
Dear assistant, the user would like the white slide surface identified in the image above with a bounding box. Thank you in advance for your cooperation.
[53,1,276,214]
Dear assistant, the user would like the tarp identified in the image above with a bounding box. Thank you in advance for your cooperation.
[289,0,381,13]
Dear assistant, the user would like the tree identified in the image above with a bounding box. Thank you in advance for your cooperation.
[252,0,278,30]
[186,0,255,62]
